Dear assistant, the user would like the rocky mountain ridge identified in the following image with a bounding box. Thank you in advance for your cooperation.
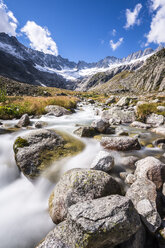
[0,32,161,90]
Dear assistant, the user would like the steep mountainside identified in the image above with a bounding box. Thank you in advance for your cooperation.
[92,49,165,94]
[0,32,159,90]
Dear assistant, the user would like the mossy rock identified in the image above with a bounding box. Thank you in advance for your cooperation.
[13,137,29,153]
[13,129,85,179]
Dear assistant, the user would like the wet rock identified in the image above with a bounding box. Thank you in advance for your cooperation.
[134,156,165,190]
[49,168,121,224]
[157,106,165,112]
[130,121,151,129]
[116,97,130,106]
[100,136,141,151]
[105,95,116,104]
[66,195,141,248]
[45,105,71,117]
[121,156,139,169]
[13,129,64,178]
[146,113,164,127]
[16,114,30,128]
[90,151,114,172]
[74,126,97,137]
[126,178,161,233]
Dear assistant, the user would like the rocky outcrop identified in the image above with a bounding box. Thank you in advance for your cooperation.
[90,151,114,172]
[45,105,71,117]
[48,168,121,224]
[100,136,141,151]
[39,195,141,248]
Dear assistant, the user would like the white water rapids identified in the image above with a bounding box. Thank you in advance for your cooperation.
[0,104,102,248]
[0,103,164,248]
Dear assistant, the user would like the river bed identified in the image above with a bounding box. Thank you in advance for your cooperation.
[0,103,164,248]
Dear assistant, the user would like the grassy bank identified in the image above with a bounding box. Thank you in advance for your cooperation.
[136,102,165,121]
[0,95,78,119]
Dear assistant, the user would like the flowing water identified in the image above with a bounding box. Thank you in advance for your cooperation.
[0,103,164,248]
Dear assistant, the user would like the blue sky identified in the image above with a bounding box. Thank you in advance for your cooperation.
[0,0,165,62]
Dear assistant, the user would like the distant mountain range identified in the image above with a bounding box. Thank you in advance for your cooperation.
[0,32,163,90]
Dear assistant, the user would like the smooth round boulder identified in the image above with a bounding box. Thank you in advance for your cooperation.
[49,168,121,224]
[134,156,165,190]
[100,136,141,151]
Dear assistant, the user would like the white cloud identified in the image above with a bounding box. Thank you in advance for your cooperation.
[124,3,142,29]
[110,37,123,51]
[146,0,165,44]
[21,21,58,56]
[112,29,117,36]
[0,0,18,36]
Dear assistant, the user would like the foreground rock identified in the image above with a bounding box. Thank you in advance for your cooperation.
[90,151,114,172]
[100,136,141,151]
[45,105,71,117]
[126,178,161,233]
[13,130,84,178]
[39,195,141,248]
[130,121,151,129]
[134,156,165,190]
[16,114,30,128]
[49,168,121,224]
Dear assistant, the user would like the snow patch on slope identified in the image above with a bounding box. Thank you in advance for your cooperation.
[35,52,154,81]
[0,42,24,60]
